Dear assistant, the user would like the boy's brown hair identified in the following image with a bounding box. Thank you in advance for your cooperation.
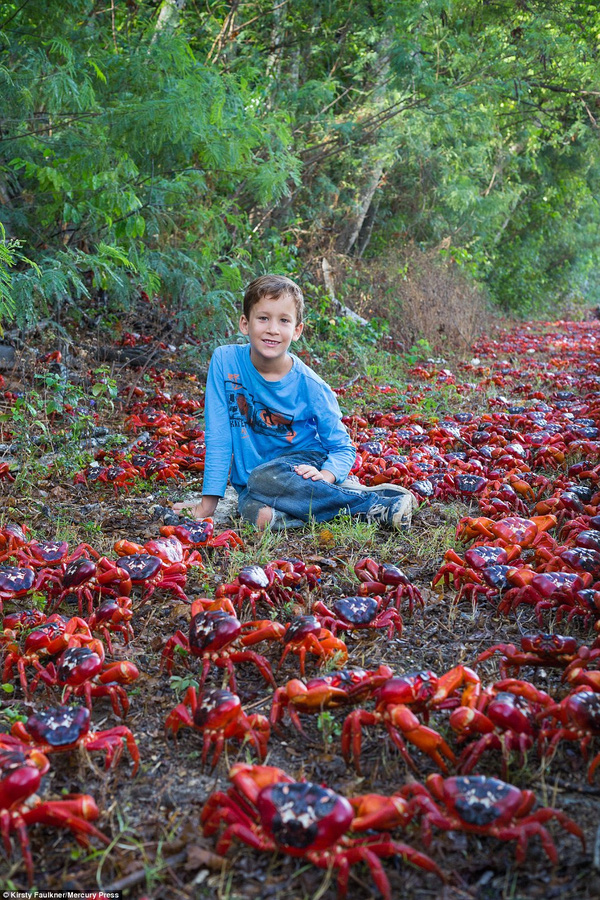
[243,274,304,323]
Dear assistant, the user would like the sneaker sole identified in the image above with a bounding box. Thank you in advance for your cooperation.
[340,479,419,510]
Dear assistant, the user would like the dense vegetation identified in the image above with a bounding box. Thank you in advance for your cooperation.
[2,0,600,341]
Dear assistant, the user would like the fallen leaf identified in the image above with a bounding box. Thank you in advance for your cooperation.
[184,844,227,871]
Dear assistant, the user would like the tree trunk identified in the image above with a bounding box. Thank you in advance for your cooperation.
[337,160,385,255]
[150,0,186,44]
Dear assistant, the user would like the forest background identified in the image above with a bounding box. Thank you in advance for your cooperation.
[2,0,600,358]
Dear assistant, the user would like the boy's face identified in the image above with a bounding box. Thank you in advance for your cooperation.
[239,293,303,366]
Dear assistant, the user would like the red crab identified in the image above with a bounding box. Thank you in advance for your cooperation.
[342,665,481,774]
[165,686,270,767]
[160,605,279,691]
[32,643,140,717]
[354,558,423,613]
[214,562,301,616]
[476,633,599,678]
[160,517,244,551]
[537,688,600,782]
[114,535,204,571]
[0,743,108,885]
[86,595,134,652]
[270,666,394,733]
[403,774,584,864]
[12,539,100,569]
[498,571,592,624]
[449,680,552,776]
[8,704,140,773]
[0,565,37,612]
[1,615,95,696]
[0,523,29,559]
[107,553,189,606]
[456,515,557,549]
[277,615,348,675]
[201,763,442,900]
[311,595,403,638]
[47,555,132,615]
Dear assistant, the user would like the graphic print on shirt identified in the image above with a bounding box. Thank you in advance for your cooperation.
[225,378,296,441]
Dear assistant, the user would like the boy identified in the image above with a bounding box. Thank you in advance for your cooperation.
[173,274,416,530]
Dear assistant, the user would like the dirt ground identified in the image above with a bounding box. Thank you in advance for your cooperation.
[1,318,600,900]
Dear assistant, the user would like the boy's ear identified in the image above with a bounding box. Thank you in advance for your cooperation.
[239,314,249,335]
[293,321,304,340]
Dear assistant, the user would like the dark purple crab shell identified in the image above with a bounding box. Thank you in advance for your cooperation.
[0,566,36,594]
[57,646,103,685]
[238,565,270,590]
[62,557,97,588]
[411,479,434,499]
[357,441,383,455]
[25,705,91,746]
[116,554,162,581]
[192,688,241,728]
[189,610,241,655]
[256,781,353,853]
[24,619,68,652]
[574,589,600,613]
[565,483,595,503]
[464,545,508,568]
[481,565,512,591]
[177,520,214,545]
[455,475,487,494]
[574,531,600,552]
[333,596,379,626]
[283,616,321,645]
[130,453,154,469]
[28,541,69,562]
[378,564,409,586]
[448,776,521,827]
[560,547,600,580]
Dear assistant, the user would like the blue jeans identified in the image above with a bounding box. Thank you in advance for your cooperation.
[236,450,393,529]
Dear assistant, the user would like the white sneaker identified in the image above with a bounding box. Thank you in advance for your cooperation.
[364,493,416,530]
[340,479,418,510]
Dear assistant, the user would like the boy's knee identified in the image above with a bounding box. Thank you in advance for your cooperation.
[247,459,289,494]
[255,506,274,530]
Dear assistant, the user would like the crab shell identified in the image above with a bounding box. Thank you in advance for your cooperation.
[57,646,104,686]
[189,610,242,654]
[0,747,48,807]
[429,775,529,827]
[0,566,36,593]
[192,689,244,729]
[332,596,381,625]
[23,705,91,746]
[116,554,162,582]
[238,565,272,590]
[256,781,354,855]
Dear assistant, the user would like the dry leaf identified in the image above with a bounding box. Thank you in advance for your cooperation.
[184,844,227,872]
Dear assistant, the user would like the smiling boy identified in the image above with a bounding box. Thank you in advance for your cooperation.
[173,274,416,530]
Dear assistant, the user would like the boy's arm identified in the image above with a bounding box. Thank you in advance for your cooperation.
[312,383,357,482]
[201,348,234,497]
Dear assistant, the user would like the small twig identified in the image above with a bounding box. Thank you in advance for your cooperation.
[99,849,188,892]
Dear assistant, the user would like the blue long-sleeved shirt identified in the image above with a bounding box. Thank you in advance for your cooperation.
[202,344,356,495]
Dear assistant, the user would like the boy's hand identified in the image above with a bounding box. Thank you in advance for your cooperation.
[172,495,219,519]
[294,465,336,483]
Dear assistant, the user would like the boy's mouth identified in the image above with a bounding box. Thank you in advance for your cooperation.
[262,339,280,346]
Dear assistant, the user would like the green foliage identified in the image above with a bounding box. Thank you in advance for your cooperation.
[2,0,600,327]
